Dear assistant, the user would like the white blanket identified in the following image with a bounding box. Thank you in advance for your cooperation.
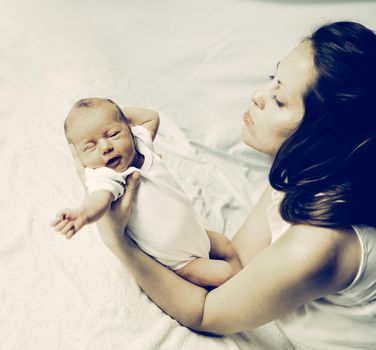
[1,0,375,349]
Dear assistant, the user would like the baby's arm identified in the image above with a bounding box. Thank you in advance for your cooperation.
[51,190,114,239]
[121,106,160,140]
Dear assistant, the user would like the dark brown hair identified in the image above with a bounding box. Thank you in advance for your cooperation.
[269,21,376,228]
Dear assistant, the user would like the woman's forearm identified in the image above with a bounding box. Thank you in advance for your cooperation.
[100,230,209,331]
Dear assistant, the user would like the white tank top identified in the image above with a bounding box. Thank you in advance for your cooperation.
[266,189,376,350]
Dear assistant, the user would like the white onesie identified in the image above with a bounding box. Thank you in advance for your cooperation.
[85,126,210,270]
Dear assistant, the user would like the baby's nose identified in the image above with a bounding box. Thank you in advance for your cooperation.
[99,139,113,155]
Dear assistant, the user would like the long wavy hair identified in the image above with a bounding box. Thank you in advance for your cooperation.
[269,21,376,228]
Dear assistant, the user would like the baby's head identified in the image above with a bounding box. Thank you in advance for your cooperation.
[65,98,136,172]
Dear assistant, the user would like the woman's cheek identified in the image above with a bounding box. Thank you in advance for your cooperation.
[258,123,284,155]
[240,124,254,146]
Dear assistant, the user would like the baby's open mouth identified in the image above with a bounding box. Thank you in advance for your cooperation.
[106,156,121,169]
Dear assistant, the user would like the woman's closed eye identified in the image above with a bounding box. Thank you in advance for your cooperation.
[268,75,285,108]
[272,95,285,108]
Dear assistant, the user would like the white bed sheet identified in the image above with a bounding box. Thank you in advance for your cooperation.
[1,0,375,349]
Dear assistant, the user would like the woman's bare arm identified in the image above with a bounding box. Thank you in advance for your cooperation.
[102,234,209,329]
[231,184,274,266]
[99,215,352,335]
[206,184,273,267]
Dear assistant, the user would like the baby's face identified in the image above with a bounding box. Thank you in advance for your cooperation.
[68,105,135,172]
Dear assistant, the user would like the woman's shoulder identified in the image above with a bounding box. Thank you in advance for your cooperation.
[279,224,362,293]
[285,224,357,241]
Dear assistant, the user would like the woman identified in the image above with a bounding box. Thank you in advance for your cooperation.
[71,21,376,349]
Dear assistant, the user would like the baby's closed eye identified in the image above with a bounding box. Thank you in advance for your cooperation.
[84,143,96,152]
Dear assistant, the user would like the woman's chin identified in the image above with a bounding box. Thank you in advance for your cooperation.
[240,125,254,147]
[240,126,271,155]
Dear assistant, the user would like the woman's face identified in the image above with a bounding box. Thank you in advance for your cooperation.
[241,40,317,156]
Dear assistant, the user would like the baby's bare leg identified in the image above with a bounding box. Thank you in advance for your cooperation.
[175,232,242,287]
[175,258,236,287]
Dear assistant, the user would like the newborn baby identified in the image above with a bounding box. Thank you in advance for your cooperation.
[51,98,240,287]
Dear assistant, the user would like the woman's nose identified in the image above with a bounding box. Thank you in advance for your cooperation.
[251,90,265,110]
[99,139,113,155]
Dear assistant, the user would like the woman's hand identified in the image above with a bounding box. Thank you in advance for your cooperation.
[96,171,141,247]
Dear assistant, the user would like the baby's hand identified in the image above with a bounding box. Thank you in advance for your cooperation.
[50,208,88,239]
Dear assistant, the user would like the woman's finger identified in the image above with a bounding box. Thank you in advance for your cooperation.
[121,171,141,208]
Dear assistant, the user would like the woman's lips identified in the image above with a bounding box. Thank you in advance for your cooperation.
[106,156,121,169]
[243,111,254,126]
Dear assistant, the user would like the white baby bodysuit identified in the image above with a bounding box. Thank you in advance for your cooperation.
[85,126,210,270]
[85,166,138,201]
